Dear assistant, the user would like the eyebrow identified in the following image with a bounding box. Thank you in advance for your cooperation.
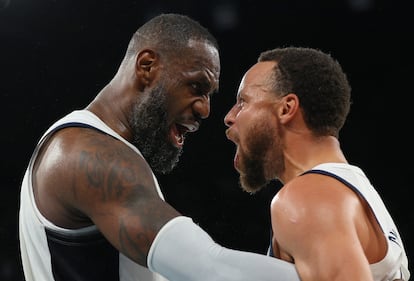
[200,75,219,96]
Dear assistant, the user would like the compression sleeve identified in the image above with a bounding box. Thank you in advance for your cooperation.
[147,216,301,281]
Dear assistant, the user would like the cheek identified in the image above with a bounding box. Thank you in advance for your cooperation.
[248,123,274,150]
[235,106,277,145]
[165,96,183,120]
[167,91,193,115]
[244,113,278,148]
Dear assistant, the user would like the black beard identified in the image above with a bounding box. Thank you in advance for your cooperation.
[130,85,182,174]
[239,147,269,194]
[239,124,275,193]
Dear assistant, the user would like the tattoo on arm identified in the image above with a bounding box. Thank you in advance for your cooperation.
[76,137,166,265]
[119,218,149,265]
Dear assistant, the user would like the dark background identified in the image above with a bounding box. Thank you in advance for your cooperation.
[1,0,412,280]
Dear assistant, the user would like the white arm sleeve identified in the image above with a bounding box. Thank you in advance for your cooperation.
[148,216,301,281]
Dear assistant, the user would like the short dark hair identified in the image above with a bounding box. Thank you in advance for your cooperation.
[259,47,351,137]
[125,13,218,60]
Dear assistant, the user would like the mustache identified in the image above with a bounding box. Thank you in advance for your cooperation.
[225,128,235,142]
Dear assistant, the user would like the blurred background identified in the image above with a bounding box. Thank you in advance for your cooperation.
[1,0,412,280]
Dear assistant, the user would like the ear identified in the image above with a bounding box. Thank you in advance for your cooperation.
[135,49,159,90]
[278,93,300,124]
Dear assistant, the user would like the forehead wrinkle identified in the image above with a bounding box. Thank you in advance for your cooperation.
[181,43,219,73]
[238,81,274,101]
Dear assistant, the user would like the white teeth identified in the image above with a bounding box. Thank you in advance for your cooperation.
[175,134,184,145]
[180,123,198,132]
[186,124,196,132]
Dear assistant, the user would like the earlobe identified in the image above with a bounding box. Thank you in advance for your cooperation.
[136,49,159,89]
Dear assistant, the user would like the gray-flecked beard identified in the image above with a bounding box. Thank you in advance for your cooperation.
[130,85,182,174]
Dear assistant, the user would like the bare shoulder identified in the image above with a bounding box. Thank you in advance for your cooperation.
[34,126,164,228]
[272,173,361,211]
[34,126,180,264]
[270,172,363,235]
[270,173,368,263]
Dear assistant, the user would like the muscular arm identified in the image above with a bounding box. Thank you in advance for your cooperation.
[270,174,374,281]
[34,127,302,280]
[34,127,180,266]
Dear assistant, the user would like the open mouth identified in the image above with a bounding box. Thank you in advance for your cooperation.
[170,122,199,147]
[233,149,240,171]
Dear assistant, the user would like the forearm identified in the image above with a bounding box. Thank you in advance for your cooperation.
[148,216,301,281]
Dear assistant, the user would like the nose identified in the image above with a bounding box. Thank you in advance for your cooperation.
[224,105,236,127]
[193,96,210,119]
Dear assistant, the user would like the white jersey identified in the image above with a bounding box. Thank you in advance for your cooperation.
[19,110,168,281]
[302,163,410,281]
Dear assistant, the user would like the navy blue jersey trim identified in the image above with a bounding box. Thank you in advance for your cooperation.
[44,121,120,281]
[53,122,107,135]
[45,227,105,246]
[301,169,358,192]
[46,227,119,281]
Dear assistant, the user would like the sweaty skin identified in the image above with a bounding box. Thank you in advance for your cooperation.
[32,40,220,266]
[225,55,407,281]
[21,16,306,281]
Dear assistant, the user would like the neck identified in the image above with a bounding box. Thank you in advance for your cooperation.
[280,135,347,184]
[86,81,133,141]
